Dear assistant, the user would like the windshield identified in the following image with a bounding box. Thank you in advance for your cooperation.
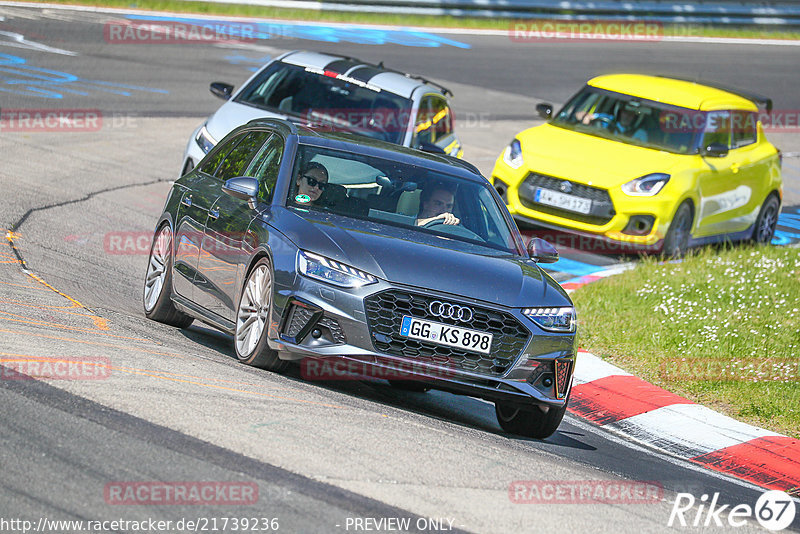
[235,62,413,145]
[286,145,522,255]
[550,86,699,154]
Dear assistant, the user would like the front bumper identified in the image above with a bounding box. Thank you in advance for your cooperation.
[268,274,577,409]
[182,122,209,175]
[492,165,676,251]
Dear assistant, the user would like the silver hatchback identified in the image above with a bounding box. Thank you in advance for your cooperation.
[183,50,463,174]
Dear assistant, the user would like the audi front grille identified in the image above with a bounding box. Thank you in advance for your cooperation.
[364,290,530,377]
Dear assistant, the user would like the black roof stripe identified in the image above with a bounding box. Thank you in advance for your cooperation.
[323,58,363,75]
[348,66,386,84]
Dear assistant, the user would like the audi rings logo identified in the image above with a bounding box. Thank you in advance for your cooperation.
[428,300,473,322]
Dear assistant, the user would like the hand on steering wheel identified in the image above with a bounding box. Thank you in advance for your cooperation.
[590,115,613,129]
[421,212,460,227]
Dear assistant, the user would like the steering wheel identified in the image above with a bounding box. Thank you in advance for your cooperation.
[590,115,614,129]
[422,219,484,241]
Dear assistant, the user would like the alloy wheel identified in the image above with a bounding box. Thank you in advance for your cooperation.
[144,226,171,312]
[236,264,272,357]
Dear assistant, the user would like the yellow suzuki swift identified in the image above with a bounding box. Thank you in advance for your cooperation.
[491,74,782,256]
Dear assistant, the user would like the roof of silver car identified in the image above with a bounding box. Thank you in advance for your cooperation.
[277,50,452,100]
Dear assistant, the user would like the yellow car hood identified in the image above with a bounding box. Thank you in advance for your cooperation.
[516,123,684,187]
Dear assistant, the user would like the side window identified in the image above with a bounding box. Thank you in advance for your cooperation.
[215,131,271,182]
[414,97,435,146]
[198,132,247,176]
[244,134,284,202]
[431,98,454,142]
[731,111,757,148]
[702,111,732,149]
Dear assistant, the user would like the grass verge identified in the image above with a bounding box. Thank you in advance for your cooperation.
[18,0,800,40]
[571,245,800,438]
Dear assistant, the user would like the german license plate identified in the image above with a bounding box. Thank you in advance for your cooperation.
[400,316,493,354]
[534,188,592,214]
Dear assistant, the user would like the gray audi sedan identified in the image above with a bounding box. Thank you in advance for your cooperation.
[145,118,577,438]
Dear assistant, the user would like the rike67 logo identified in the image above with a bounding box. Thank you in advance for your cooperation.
[669,490,796,531]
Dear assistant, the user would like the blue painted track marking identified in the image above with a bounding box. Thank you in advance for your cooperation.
[545,256,605,277]
[124,15,470,48]
[0,53,168,99]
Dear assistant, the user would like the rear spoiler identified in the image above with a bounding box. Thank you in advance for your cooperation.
[656,75,773,113]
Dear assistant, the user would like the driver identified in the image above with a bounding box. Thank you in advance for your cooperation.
[416,182,460,226]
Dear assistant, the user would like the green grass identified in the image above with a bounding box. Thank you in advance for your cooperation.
[571,245,800,438]
[19,0,800,39]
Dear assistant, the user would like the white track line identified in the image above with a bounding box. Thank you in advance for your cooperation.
[606,404,781,458]
[2,1,800,47]
[573,351,632,385]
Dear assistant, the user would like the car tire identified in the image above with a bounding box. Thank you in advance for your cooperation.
[234,257,288,372]
[495,401,567,439]
[751,194,780,244]
[388,379,431,393]
[662,202,693,258]
[143,224,194,328]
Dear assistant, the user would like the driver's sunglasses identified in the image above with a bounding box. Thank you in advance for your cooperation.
[304,175,328,190]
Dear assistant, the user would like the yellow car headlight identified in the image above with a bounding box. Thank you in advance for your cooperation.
[622,173,670,196]
[503,138,524,169]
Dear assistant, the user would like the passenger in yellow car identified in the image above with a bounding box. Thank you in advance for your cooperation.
[615,105,649,143]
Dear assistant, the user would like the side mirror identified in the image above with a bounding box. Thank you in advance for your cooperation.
[210,82,234,100]
[702,142,728,158]
[418,141,447,155]
[527,237,559,264]
[223,176,259,209]
[536,103,553,120]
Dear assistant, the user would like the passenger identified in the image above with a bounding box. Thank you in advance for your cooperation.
[295,162,328,204]
[616,106,649,142]
[416,182,460,226]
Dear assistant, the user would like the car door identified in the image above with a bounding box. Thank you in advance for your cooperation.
[173,131,247,300]
[695,110,753,237]
[412,94,462,157]
[196,130,280,321]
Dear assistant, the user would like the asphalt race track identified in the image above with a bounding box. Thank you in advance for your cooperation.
[1,5,799,533]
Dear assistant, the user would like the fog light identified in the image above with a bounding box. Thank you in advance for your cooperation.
[542,377,553,387]
[622,215,655,236]
[493,179,509,203]
[311,329,322,339]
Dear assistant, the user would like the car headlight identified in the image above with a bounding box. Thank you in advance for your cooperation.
[621,173,670,196]
[503,139,524,169]
[297,251,378,288]
[523,307,576,332]
[195,125,217,154]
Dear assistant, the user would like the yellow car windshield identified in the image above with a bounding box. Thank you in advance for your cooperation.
[551,87,700,155]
